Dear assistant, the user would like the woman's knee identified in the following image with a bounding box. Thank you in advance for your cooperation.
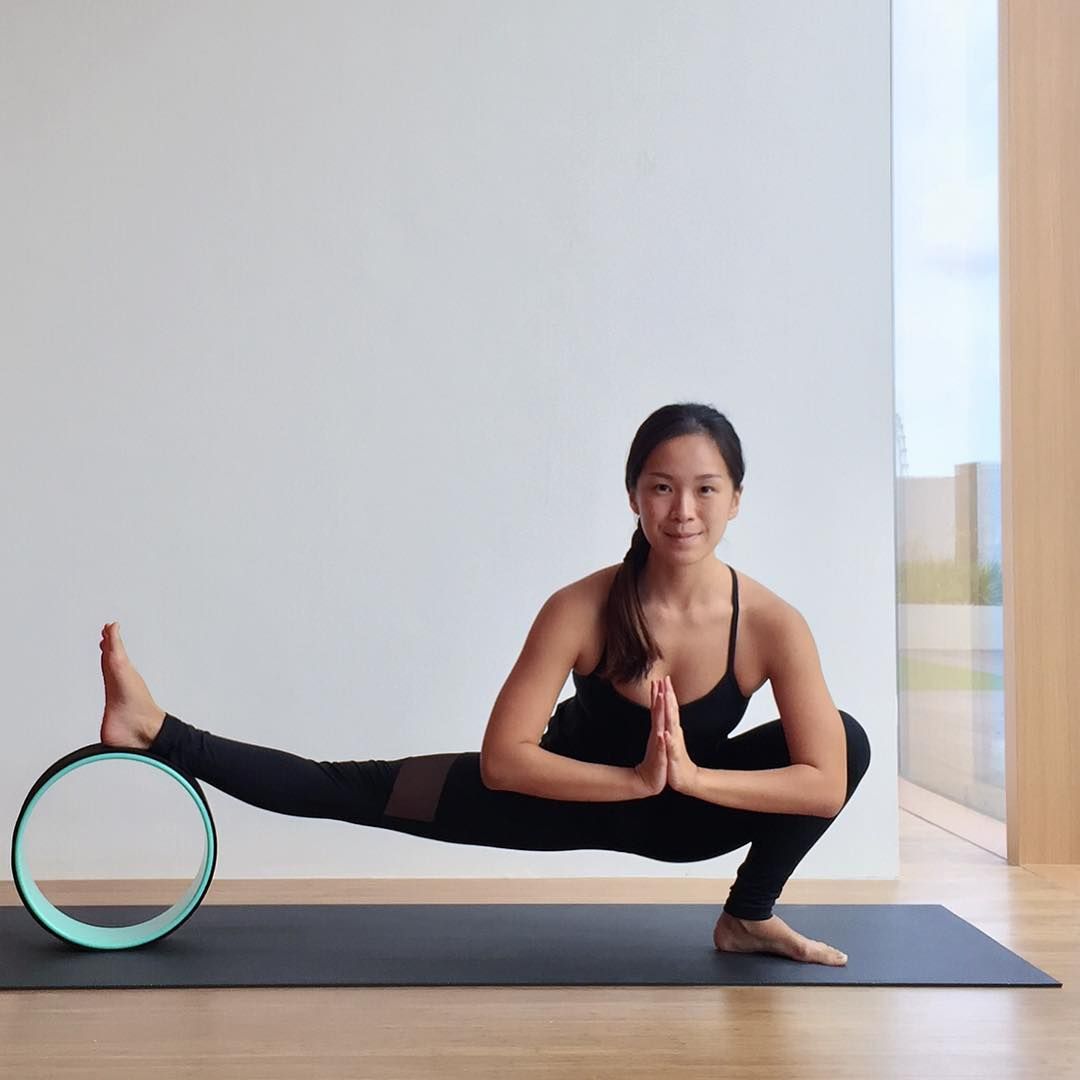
[838,710,871,793]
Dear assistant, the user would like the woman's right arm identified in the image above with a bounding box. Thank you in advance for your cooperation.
[487,742,650,802]
[480,583,654,802]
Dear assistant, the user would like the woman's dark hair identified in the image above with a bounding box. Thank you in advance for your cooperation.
[594,402,745,687]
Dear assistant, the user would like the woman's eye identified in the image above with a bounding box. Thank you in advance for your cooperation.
[654,485,715,493]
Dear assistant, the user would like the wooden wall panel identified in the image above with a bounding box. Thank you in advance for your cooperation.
[1000,0,1080,864]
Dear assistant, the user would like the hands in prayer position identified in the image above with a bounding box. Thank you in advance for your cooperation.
[634,675,700,797]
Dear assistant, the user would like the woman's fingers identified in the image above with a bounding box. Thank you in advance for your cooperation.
[652,681,666,748]
[662,677,678,750]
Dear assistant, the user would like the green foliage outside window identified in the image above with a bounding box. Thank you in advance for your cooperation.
[898,559,1002,605]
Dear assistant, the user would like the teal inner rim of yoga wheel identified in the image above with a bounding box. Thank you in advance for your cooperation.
[10,747,217,951]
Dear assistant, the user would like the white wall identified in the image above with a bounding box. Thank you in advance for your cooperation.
[1,0,896,885]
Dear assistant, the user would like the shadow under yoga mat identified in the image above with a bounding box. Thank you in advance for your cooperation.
[0,903,1061,990]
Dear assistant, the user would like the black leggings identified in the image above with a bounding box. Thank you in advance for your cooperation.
[149,710,871,921]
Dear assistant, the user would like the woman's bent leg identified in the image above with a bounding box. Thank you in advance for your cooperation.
[704,711,872,921]
[149,713,658,855]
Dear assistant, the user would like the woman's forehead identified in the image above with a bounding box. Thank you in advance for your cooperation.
[645,436,728,477]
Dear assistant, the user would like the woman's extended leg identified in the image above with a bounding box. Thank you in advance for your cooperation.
[99,616,656,855]
[144,711,659,856]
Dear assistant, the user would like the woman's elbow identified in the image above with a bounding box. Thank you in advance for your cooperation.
[479,751,507,790]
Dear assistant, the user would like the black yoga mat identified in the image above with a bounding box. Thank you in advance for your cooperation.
[0,903,1061,990]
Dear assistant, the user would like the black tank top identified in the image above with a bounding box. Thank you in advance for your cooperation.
[539,564,752,768]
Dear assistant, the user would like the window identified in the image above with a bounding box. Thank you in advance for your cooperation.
[893,0,1004,856]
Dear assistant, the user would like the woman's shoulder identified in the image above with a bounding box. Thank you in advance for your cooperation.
[732,568,788,621]
[549,566,616,624]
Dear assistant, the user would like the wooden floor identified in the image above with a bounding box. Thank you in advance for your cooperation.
[2,809,1077,1080]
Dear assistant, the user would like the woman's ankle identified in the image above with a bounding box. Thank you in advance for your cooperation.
[142,710,167,748]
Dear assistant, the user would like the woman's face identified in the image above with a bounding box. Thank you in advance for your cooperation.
[629,434,741,557]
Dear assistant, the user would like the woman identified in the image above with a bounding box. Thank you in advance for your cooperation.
[100,402,870,967]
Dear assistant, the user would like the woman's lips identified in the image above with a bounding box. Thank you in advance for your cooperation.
[667,532,700,542]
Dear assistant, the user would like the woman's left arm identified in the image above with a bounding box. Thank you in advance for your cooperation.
[664,603,847,818]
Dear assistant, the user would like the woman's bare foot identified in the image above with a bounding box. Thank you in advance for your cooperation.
[99,622,167,750]
[713,910,848,967]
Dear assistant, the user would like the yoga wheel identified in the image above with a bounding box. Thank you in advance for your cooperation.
[10,743,217,950]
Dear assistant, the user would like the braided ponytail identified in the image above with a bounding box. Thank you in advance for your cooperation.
[593,520,661,684]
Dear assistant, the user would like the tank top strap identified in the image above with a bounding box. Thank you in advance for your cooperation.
[727,564,740,672]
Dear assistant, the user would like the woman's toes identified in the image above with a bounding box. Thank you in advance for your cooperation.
[812,940,848,965]
[107,623,130,663]
[714,913,848,968]
[98,622,166,748]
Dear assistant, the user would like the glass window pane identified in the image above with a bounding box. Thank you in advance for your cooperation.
[893,0,1004,852]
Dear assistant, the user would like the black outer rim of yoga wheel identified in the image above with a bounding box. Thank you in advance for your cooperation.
[10,742,219,951]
